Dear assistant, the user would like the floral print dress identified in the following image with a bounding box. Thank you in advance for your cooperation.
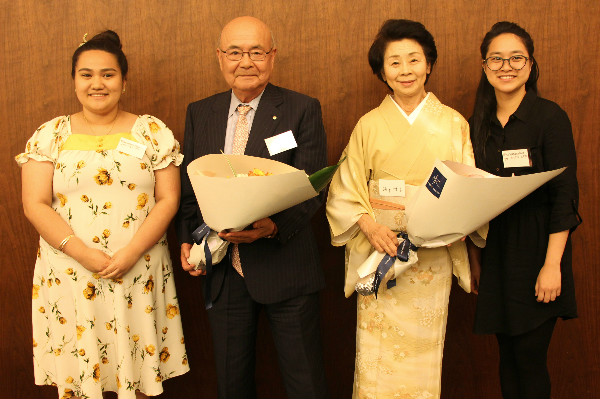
[16,115,189,399]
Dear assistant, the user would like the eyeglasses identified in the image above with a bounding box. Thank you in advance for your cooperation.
[219,48,274,61]
[484,55,529,71]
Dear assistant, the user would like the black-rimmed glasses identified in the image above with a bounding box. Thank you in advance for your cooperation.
[484,55,529,71]
[219,48,274,61]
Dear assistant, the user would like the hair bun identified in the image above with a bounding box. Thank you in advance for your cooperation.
[72,29,128,78]
[90,30,122,49]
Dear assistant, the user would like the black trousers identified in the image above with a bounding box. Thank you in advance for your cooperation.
[496,317,557,399]
[207,264,328,399]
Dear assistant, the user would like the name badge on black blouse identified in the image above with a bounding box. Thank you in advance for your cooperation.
[502,149,532,168]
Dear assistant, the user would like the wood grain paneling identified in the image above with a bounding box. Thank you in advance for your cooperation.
[1,1,598,398]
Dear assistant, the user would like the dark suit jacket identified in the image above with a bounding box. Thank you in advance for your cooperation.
[176,83,327,304]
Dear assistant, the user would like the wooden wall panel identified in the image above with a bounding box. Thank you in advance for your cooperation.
[1,0,597,398]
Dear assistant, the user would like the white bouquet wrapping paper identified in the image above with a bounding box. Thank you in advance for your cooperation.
[186,154,343,268]
[405,160,565,247]
[188,154,318,232]
[356,159,565,295]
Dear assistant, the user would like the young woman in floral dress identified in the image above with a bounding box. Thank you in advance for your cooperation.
[17,31,189,398]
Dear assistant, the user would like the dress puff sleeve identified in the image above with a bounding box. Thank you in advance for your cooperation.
[15,116,69,166]
[134,115,183,170]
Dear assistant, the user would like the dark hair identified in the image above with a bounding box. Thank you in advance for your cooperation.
[368,19,437,89]
[71,30,128,79]
[471,21,539,165]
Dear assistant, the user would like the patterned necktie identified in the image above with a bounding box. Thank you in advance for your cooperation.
[231,104,252,276]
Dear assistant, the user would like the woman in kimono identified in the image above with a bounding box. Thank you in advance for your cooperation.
[469,22,580,399]
[326,19,475,399]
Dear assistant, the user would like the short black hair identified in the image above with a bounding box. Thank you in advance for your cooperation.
[71,30,128,79]
[368,19,437,88]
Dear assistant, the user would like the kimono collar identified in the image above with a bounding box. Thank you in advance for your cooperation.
[379,92,440,115]
[389,93,431,125]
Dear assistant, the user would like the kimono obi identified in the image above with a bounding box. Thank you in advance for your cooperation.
[368,179,419,233]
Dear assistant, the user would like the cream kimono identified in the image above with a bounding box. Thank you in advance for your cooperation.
[326,94,475,399]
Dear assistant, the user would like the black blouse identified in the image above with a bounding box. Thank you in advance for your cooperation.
[471,90,581,336]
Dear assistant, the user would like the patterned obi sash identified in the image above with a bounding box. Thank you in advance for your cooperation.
[368,180,419,233]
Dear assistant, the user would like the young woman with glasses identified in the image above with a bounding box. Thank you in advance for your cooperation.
[469,21,581,399]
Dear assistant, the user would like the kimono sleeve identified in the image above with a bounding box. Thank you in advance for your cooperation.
[137,115,183,170]
[326,117,373,246]
[15,116,68,166]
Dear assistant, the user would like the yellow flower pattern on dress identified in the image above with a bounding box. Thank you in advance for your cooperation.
[83,282,96,300]
[19,115,188,398]
[143,275,154,293]
[166,304,179,319]
[76,325,85,340]
[159,347,170,363]
[56,193,67,207]
[94,168,113,185]
[145,345,156,356]
[136,193,148,209]
[32,284,40,299]
[93,363,100,382]
[148,121,160,134]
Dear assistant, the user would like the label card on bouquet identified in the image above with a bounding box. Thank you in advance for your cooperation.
[379,179,406,197]
[265,130,297,156]
[502,149,531,168]
[116,138,147,159]
[426,167,447,198]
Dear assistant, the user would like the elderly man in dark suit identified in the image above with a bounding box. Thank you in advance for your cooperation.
[176,16,328,399]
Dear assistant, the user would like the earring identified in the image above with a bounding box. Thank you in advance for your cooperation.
[122,87,126,94]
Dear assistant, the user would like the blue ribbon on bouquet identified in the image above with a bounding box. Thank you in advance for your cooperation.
[191,223,214,310]
[372,232,418,298]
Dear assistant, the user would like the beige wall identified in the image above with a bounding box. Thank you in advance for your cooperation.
[2,0,598,397]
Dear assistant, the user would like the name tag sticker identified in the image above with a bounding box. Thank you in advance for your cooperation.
[265,130,297,156]
[502,149,531,168]
[116,137,147,159]
[426,167,447,198]
[379,179,406,197]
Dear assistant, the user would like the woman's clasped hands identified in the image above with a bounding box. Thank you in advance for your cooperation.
[357,214,399,257]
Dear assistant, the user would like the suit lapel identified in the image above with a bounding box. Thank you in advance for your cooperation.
[245,84,283,158]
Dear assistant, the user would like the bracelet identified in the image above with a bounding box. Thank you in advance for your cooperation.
[58,234,75,252]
